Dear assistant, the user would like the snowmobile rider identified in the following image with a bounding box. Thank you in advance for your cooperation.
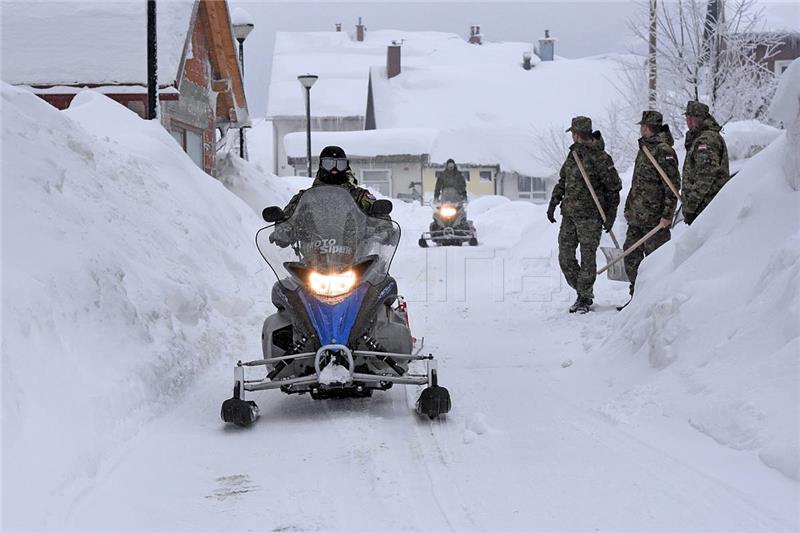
[270,146,388,247]
[623,110,681,296]
[547,116,622,314]
[682,100,730,225]
[434,158,467,202]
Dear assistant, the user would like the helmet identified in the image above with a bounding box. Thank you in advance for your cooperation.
[317,145,350,184]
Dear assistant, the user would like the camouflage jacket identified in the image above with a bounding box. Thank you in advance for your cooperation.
[434,168,467,200]
[282,172,384,220]
[682,115,730,219]
[625,127,681,227]
[550,133,622,221]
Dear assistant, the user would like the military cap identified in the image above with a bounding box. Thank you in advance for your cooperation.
[637,110,663,126]
[684,101,709,117]
[565,116,593,134]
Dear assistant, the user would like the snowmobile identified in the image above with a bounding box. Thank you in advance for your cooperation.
[221,185,451,427]
[418,187,478,247]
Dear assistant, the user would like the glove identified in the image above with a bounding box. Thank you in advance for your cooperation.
[546,203,557,224]
[603,212,616,232]
[269,225,293,248]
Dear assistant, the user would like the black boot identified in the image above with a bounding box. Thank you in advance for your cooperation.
[568,295,581,313]
[575,297,593,314]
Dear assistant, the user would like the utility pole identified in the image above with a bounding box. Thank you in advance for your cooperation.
[648,0,657,109]
[147,0,157,120]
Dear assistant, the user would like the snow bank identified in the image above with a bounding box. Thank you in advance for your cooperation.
[722,120,782,160]
[247,117,275,175]
[586,132,800,481]
[1,85,269,530]
[769,58,800,191]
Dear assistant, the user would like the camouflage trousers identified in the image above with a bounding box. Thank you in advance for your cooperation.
[558,215,602,300]
[623,224,671,294]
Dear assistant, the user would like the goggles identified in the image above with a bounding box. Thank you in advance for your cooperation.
[320,157,349,172]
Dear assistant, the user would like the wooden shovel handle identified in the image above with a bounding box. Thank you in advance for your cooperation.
[641,145,680,199]
[597,223,664,276]
[572,151,621,249]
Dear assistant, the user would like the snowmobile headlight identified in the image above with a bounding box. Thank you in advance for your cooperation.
[439,206,457,219]
[308,270,357,297]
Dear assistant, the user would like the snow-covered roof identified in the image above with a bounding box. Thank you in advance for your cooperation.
[284,128,438,159]
[369,50,630,176]
[1,1,196,87]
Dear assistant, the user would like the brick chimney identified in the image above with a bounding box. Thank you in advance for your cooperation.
[469,25,483,45]
[387,42,401,78]
[356,17,365,42]
[538,29,555,61]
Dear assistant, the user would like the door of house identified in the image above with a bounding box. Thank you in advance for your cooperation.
[361,169,392,197]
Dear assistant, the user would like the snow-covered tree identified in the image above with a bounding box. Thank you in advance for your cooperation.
[625,0,785,126]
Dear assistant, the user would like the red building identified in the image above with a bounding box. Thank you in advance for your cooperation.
[2,0,249,176]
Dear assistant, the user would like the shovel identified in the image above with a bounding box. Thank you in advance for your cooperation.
[572,152,628,282]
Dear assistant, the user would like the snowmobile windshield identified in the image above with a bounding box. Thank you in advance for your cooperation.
[437,187,465,206]
[256,186,401,292]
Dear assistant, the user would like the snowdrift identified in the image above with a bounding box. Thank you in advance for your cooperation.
[1,85,270,529]
[585,130,799,480]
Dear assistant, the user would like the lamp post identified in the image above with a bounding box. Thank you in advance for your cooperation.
[232,10,254,159]
[297,74,318,177]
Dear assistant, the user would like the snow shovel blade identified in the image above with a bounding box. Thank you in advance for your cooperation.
[601,246,629,282]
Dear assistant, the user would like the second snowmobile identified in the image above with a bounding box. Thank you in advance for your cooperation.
[221,186,452,427]
[418,187,478,247]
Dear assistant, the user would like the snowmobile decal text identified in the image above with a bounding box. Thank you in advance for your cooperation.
[313,239,353,255]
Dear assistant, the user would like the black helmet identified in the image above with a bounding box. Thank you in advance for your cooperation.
[317,145,350,184]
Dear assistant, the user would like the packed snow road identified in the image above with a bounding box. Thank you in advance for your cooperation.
[58,241,795,532]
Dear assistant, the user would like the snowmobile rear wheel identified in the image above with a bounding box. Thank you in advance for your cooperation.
[416,370,451,419]
[468,237,478,246]
[418,237,428,248]
[221,397,259,427]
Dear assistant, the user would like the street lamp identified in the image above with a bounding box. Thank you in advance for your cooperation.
[232,9,254,159]
[298,74,318,177]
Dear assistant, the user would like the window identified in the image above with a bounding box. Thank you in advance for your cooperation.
[518,175,546,201]
[170,123,205,171]
[774,60,793,76]
[361,169,392,197]
[480,171,492,183]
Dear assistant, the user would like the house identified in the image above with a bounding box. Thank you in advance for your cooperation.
[754,32,800,75]
[269,26,629,203]
[1,0,249,176]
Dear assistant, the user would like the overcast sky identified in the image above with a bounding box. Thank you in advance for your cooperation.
[230,1,800,118]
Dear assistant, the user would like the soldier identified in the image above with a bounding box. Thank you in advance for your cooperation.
[623,110,681,299]
[434,158,467,201]
[547,116,622,313]
[682,101,730,225]
[281,145,381,219]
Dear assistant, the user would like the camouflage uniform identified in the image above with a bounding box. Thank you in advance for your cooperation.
[282,171,380,219]
[682,101,730,225]
[434,159,468,201]
[549,116,622,301]
[623,111,681,295]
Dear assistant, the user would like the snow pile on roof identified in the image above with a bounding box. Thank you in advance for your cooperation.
[1,84,268,530]
[722,120,783,160]
[284,128,438,158]
[266,30,539,119]
[1,1,195,86]
[581,129,800,480]
[370,54,628,175]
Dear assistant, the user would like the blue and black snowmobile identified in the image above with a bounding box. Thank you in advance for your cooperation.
[221,185,451,426]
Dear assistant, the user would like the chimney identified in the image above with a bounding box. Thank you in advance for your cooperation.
[356,17,365,42]
[469,25,483,45]
[335,23,342,32]
[538,29,555,61]
[387,42,401,78]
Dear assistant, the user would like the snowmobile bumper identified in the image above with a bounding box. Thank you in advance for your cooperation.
[419,227,477,246]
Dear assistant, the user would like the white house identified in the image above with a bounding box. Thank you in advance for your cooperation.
[268,26,632,202]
